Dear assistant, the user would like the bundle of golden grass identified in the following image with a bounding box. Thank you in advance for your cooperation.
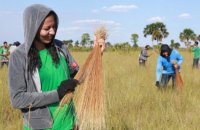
[171,60,183,91]
[175,68,183,91]
[94,27,108,42]
[59,27,107,130]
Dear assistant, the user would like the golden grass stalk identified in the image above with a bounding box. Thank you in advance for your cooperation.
[175,68,183,91]
[94,26,108,41]
[59,26,107,130]
[172,60,183,91]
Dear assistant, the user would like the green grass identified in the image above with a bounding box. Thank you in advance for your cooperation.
[1,50,200,130]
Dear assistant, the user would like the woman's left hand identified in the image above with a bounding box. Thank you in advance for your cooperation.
[174,64,178,69]
[171,60,178,69]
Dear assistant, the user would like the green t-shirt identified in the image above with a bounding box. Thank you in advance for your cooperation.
[0,47,8,59]
[0,47,3,59]
[24,49,75,130]
[192,46,200,59]
[0,47,3,54]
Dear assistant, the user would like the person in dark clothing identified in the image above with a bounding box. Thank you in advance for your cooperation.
[9,41,21,54]
[139,45,151,66]
[155,44,183,89]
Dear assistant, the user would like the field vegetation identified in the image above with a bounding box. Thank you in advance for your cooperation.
[1,50,200,130]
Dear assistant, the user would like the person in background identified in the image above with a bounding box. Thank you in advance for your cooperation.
[155,44,183,89]
[8,4,105,130]
[0,41,9,68]
[9,41,21,54]
[139,45,151,66]
[191,41,200,68]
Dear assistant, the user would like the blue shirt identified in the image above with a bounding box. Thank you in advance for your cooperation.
[156,49,183,81]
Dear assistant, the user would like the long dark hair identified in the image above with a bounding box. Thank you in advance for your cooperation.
[28,11,60,74]
[160,44,172,57]
[28,44,60,74]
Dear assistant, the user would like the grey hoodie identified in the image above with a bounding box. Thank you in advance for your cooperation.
[8,4,79,129]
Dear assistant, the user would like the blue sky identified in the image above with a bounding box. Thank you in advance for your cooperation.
[0,0,200,47]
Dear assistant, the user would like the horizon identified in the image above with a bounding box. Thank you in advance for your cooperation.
[0,0,199,47]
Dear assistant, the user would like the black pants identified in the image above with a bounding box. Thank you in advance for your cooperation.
[160,74,176,88]
[193,58,199,68]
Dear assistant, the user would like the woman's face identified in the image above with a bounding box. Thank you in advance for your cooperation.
[162,52,169,57]
[37,15,56,44]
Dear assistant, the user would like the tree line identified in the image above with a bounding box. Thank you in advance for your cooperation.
[63,22,200,50]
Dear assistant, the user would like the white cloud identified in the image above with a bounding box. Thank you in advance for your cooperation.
[75,19,120,27]
[73,19,122,35]
[147,16,165,22]
[178,13,191,19]
[92,4,138,13]
[57,19,121,36]
[102,4,138,12]
[58,26,81,33]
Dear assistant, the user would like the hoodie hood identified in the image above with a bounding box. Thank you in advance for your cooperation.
[160,44,172,57]
[23,4,59,56]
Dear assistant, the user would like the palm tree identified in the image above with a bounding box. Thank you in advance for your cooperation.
[131,33,139,47]
[152,30,163,43]
[179,28,196,48]
[81,33,90,47]
[143,22,169,44]
[170,39,175,48]
[174,42,180,49]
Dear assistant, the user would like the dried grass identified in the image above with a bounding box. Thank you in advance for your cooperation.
[175,68,183,91]
[94,26,108,41]
[59,26,107,130]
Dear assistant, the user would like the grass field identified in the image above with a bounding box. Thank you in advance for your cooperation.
[1,50,200,130]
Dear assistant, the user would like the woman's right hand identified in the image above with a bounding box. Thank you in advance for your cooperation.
[94,36,106,53]
[57,79,79,100]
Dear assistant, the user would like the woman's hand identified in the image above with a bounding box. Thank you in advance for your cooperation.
[171,60,178,69]
[94,36,105,53]
[174,64,179,69]
[57,79,79,100]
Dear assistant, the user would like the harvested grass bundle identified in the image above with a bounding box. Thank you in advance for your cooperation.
[172,60,183,91]
[175,68,183,91]
[94,27,108,42]
[60,27,107,130]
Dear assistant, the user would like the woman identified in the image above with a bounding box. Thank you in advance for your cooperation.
[8,4,105,130]
[155,44,183,88]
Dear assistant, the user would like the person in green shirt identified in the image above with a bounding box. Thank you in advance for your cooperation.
[191,41,200,68]
[0,41,9,68]
[8,4,105,130]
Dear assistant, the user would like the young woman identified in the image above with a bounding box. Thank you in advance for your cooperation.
[8,4,105,130]
[155,44,183,88]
